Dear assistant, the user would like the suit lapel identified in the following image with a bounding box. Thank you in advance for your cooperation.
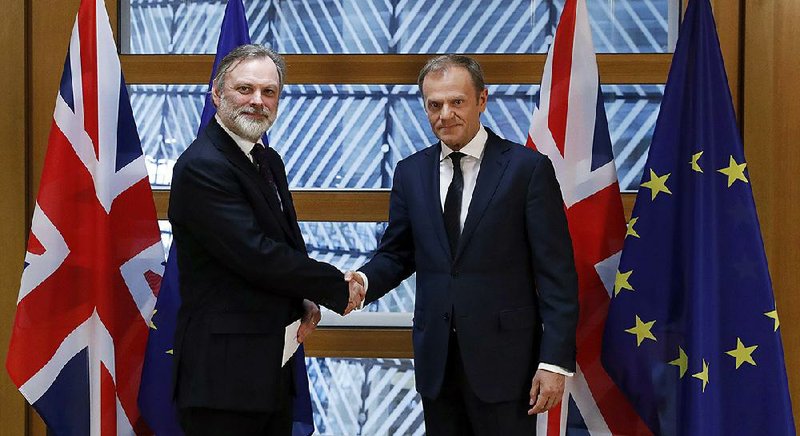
[455,129,510,261]
[283,195,306,252]
[207,119,296,241]
[420,143,453,258]
[266,149,307,251]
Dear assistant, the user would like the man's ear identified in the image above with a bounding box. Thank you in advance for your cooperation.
[211,84,221,107]
[478,88,488,112]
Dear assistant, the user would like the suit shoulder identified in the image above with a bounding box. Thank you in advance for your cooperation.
[177,127,229,164]
[483,128,545,161]
[397,143,438,167]
[172,135,231,183]
[503,139,545,158]
[497,139,551,171]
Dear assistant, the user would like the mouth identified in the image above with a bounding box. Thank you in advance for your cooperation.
[242,112,267,119]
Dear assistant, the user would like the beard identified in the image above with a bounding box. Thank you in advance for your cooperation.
[217,94,277,142]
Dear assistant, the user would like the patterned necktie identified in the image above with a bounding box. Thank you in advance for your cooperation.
[443,151,465,255]
[250,143,281,204]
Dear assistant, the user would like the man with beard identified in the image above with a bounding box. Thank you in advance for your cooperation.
[169,44,364,435]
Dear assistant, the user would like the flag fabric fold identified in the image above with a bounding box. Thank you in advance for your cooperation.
[138,1,316,435]
[527,0,650,434]
[6,0,165,434]
[601,0,795,434]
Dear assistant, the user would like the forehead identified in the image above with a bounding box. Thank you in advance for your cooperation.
[226,57,279,85]
[422,67,476,99]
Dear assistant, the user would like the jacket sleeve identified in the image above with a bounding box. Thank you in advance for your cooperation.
[525,155,579,371]
[360,160,417,303]
[170,153,349,314]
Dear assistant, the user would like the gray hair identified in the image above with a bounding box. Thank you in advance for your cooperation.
[417,54,486,97]
[213,44,286,92]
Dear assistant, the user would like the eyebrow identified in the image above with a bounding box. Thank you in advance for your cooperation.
[426,94,468,101]
[230,80,279,88]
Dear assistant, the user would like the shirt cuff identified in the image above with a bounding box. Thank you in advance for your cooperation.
[537,363,574,377]
[354,271,368,310]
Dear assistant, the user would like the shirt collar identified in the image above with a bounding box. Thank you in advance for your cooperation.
[215,114,263,159]
[440,125,487,162]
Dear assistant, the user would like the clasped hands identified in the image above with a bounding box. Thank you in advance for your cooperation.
[296,270,365,344]
[344,270,366,315]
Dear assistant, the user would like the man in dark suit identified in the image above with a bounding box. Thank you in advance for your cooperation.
[353,55,579,435]
[169,45,364,435]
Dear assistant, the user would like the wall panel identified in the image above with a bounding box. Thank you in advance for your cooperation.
[0,0,28,434]
[712,0,742,112]
[744,0,800,427]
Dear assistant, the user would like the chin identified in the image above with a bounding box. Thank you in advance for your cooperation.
[441,136,463,146]
[438,130,462,142]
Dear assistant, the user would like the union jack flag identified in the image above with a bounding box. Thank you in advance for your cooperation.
[527,0,650,434]
[6,0,165,434]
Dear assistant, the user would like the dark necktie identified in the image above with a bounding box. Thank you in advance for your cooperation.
[443,151,465,255]
[250,143,281,205]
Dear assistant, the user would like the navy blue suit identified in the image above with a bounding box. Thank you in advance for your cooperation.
[169,118,349,416]
[361,128,578,405]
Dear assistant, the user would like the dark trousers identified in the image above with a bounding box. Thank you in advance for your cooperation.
[179,363,294,436]
[422,333,537,436]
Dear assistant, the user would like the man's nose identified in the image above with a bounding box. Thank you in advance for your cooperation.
[249,91,265,106]
[440,105,453,120]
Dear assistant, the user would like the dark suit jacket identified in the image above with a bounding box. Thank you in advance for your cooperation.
[169,118,349,412]
[361,128,579,403]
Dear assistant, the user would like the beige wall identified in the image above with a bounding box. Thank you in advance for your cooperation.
[0,0,28,433]
[4,1,81,434]
[744,0,800,426]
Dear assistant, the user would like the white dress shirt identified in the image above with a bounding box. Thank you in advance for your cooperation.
[439,126,487,232]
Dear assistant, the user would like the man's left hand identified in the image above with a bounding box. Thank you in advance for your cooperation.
[297,299,321,343]
[527,369,565,415]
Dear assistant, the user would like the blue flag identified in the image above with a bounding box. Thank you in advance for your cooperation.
[601,1,795,435]
[139,2,315,435]
[197,0,251,131]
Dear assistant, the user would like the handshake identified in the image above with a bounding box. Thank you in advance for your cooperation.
[344,270,366,315]
[297,270,366,343]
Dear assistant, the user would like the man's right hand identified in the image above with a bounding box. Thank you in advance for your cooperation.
[344,271,365,315]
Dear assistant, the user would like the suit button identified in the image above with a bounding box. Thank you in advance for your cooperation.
[443,313,450,321]
[451,268,459,277]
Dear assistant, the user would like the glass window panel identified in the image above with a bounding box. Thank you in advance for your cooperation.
[301,222,415,314]
[307,357,423,436]
[132,84,661,191]
[121,0,678,54]
[158,219,173,253]
[605,84,664,190]
[131,85,205,187]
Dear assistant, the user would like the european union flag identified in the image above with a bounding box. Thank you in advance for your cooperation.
[139,2,316,435]
[138,248,182,435]
[601,1,795,435]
